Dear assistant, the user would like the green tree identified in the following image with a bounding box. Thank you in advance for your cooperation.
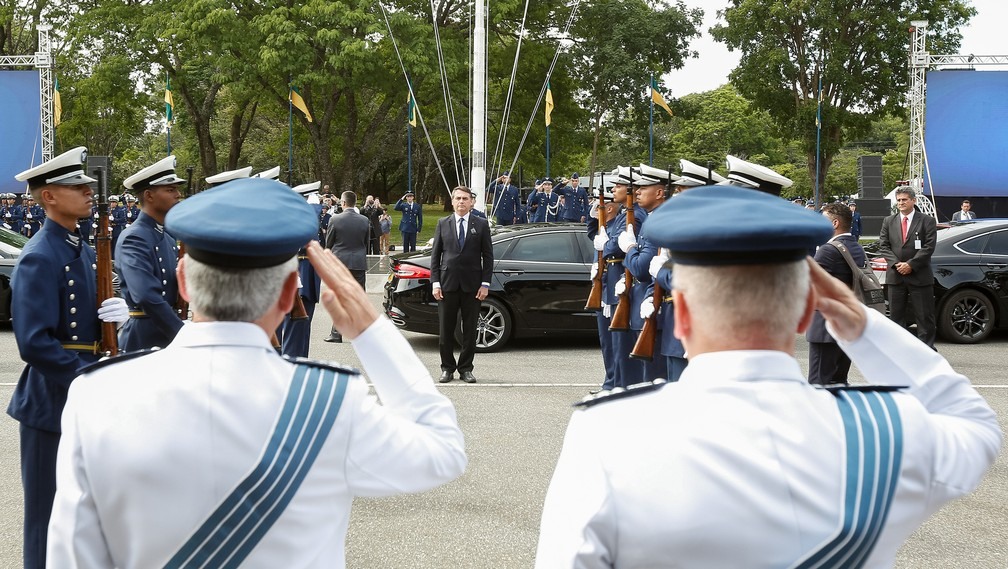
[712,0,974,194]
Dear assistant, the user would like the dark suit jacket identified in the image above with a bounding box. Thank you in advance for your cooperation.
[806,234,866,343]
[878,209,937,287]
[430,213,493,292]
[324,210,370,271]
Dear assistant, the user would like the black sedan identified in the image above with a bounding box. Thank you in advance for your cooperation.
[0,227,29,322]
[930,219,1008,343]
[383,223,599,351]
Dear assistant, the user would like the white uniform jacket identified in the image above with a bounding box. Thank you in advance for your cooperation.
[535,308,1001,569]
[48,318,467,568]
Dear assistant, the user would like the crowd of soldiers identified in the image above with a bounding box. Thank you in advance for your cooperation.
[1,192,46,238]
[486,171,592,225]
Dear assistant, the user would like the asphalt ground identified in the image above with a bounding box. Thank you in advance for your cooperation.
[0,273,1005,568]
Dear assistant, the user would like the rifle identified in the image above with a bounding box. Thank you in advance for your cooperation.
[631,282,662,361]
[585,172,606,310]
[609,169,635,331]
[94,168,119,356]
[175,166,194,320]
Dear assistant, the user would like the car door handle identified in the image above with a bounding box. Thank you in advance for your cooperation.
[501,270,525,276]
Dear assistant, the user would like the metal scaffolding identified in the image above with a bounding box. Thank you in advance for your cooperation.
[907,20,1008,217]
[0,25,55,163]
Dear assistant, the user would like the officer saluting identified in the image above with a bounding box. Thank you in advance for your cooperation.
[116,155,186,351]
[536,186,1001,567]
[394,190,423,252]
[7,147,129,569]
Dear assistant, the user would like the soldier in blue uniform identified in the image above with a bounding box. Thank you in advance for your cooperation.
[620,165,673,384]
[108,194,127,259]
[281,181,324,358]
[394,191,423,252]
[4,192,25,233]
[22,194,44,237]
[116,156,186,352]
[7,147,129,569]
[529,178,561,222]
[555,172,590,223]
[124,194,140,226]
[587,175,621,392]
[488,171,520,226]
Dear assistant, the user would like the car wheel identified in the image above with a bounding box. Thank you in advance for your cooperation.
[456,297,513,353]
[938,288,995,344]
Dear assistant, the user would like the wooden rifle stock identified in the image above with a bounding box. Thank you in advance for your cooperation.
[609,176,635,331]
[585,175,607,310]
[94,168,118,356]
[630,283,662,361]
[290,288,308,320]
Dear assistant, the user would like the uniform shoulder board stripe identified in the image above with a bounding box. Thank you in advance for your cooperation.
[283,355,361,376]
[78,348,159,374]
[816,384,908,394]
[574,379,667,409]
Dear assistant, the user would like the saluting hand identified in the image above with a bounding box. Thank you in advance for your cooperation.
[307,241,378,340]
[807,257,866,342]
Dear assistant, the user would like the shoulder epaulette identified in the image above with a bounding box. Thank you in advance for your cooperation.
[574,379,668,409]
[816,383,908,394]
[284,356,361,376]
[78,348,159,374]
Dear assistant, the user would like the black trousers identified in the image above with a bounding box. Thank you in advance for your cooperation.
[889,282,936,348]
[329,269,366,340]
[402,232,417,252]
[439,290,480,373]
[20,424,60,569]
[808,341,853,385]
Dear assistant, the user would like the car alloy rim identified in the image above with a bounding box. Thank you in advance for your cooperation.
[476,304,506,348]
[950,296,991,339]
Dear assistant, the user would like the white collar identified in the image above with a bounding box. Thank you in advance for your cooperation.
[455,213,470,224]
[828,232,852,242]
[679,350,806,386]
[169,321,275,352]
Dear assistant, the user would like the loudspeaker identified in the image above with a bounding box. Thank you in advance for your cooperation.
[857,155,884,199]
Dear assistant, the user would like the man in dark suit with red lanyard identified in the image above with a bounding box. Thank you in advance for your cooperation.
[430,186,493,383]
[879,188,937,348]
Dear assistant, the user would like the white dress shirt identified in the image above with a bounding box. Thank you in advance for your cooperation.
[48,317,466,568]
[535,308,1001,568]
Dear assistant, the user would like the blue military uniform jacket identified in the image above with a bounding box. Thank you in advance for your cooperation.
[654,266,686,358]
[394,198,423,234]
[4,203,24,233]
[110,205,128,256]
[622,213,660,332]
[115,212,183,352]
[529,191,561,223]
[555,184,589,222]
[488,182,520,224]
[23,204,45,237]
[7,219,102,432]
[125,205,140,225]
[602,204,646,307]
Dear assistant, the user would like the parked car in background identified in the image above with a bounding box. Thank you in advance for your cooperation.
[864,219,1008,343]
[384,223,598,352]
[0,227,29,322]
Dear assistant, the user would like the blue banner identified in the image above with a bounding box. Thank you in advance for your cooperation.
[0,70,43,194]
[924,70,1008,197]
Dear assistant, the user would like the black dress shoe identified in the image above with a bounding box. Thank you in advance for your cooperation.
[438,371,454,383]
[323,334,342,343]
[460,371,477,384]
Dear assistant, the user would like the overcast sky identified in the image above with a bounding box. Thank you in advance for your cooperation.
[664,0,1008,98]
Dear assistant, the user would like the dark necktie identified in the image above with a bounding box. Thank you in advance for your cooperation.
[458,217,466,249]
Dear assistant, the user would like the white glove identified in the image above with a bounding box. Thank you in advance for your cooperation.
[593,226,609,251]
[614,279,626,296]
[618,226,637,253]
[589,203,599,219]
[640,297,655,320]
[602,303,611,318]
[589,262,598,280]
[97,297,129,324]
[649,250,670,279]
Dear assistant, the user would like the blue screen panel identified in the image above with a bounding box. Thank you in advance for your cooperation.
[924,70,1008,198]
[0,71,43,194]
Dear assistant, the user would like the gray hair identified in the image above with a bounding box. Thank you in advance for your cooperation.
[184,255,298,322]
[673,261,809,344]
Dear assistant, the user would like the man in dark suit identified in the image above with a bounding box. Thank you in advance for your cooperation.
[430,186,493,383]
[323,191,370,343]
[879,188,937,348]
[951,199,976,221]
[806,202,866,384]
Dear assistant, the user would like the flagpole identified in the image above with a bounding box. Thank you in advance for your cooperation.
[288,78,294,187]
[545,125,550,178]
[649,75,654,167]
[815,73,822,208]
[408,96,413,196]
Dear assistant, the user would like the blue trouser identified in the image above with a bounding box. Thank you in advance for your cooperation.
[281,298,317,358]
[611,329,635,389]
[597,311,616,390]
[402,232,417,252]
[20,424,60,569]
[666,356,688,382]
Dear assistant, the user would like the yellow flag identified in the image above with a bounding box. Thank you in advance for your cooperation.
[545,83,554,126]
[54,78,62,127]
[289,85,313,123]
[408,91,417,127]
[651,78,673,118]
[165,77,174,125]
